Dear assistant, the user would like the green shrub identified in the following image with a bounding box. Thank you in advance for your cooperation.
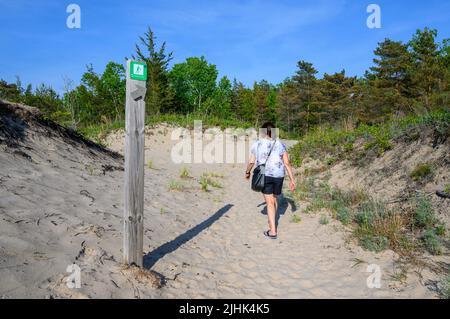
[443,184,450,194]
[319,215,329,225]
[435,225,446,237]
[337,207,352,225]
[199,177,209,192]
[422,229,443,255]
[359,234,389,253]
[414,195,437,228]
[343,142,354,152]
[410,164,433,181]
[355,200,387,226]
[439,276,450,299]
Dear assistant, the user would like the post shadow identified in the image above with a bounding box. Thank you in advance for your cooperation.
[143,204,233,269]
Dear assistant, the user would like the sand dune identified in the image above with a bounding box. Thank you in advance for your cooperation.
[0,101,439,298]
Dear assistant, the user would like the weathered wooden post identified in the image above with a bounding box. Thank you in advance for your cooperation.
[123,60,147,267]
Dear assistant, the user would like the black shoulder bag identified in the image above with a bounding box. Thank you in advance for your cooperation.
[251,140,276,192]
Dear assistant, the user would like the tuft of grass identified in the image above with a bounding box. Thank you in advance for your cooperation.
[203,172,224,179]
[359,234,389,253]
[305,197,327,213]
[200,174,223,189]
[199,177,209,192]
[168,180,185,192]
[422,229,443,255]
[434,225,446,237]
[86,164,95,176]
[438,276,450,299]
[444,184,450,194]
[179,167,191,179]
[337,207,352,225]
[291,214,302,224]
[410,163,434,182]
[414,195,437,229]
[147,160,153,169]
[319,215,329,225]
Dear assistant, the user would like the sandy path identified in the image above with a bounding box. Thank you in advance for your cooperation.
[0,117,438,298]
[107,128,436,299]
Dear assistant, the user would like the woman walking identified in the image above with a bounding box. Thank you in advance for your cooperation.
[245,122,296,239]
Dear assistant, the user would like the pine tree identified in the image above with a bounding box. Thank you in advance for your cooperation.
[292,61,321,131]
[408,28,445,110]
[134,27,175,115]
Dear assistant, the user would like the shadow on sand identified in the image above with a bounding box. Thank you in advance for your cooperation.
[143,204,233,269]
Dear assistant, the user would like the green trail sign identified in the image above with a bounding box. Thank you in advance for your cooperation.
[130,61,147,81]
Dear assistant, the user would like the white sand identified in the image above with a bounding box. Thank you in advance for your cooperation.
[0,106,440,298]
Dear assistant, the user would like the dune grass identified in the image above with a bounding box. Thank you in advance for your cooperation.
[168,180,186,192]
[179,167,191,179]
[291,177,447,256]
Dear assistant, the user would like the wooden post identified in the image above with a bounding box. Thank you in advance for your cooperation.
[123,60,147,267]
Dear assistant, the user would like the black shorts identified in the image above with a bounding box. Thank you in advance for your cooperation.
[262,176,284,195]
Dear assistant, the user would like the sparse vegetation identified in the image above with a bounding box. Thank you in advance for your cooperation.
[290,178,447,255]
[444,184,450,194]
[439,276,450,299]
[168,180,185,192]
[422,229,443,255]
[414,194,437,228]
[337,207,352,225]
[410,163,434,182]
[291,214,302,223]
[86,164,95,176]
[147,160,153,169]
[179,167,191,179]
[199,177,209,192]
[319,215,329,225]
[200,173,223,190]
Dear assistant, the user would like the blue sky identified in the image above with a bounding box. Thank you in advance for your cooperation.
[0,0,449,93]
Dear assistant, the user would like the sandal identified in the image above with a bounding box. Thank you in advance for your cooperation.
[264,230,277,239]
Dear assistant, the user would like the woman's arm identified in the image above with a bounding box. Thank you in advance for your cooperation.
[245,154,256,179]
[282,152,296,191]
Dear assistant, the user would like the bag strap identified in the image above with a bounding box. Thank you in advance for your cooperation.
[263,140,276,165]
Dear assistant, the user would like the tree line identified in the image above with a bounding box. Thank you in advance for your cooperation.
[1,27,448,135]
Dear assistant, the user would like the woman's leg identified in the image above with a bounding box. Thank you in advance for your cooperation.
[264,194,277,235]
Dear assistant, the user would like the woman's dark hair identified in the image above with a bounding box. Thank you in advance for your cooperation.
[261,122,275,138]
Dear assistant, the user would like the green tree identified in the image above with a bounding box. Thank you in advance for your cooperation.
[204,76,232,118]
[135,27,174,115]
[0,79,22,103]
[169,56,218,113]
[277,79,300,134]
[320,70,357,124]
[292,60,322,131]
[409,28,445,110]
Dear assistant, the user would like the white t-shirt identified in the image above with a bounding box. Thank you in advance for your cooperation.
[251,139,287,178]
